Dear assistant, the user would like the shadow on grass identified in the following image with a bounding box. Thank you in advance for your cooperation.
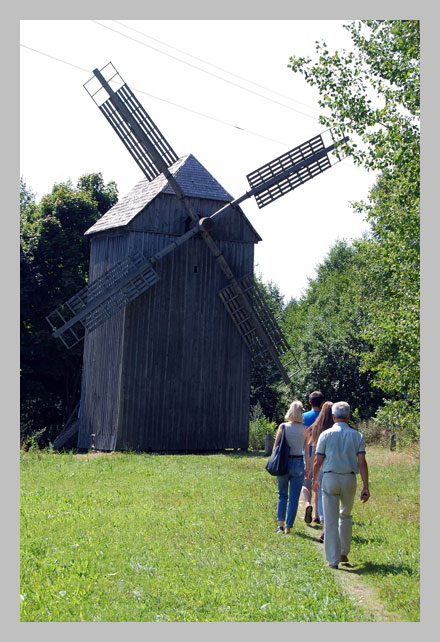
[350,561,416,577]
[168,449,265,459]
[293,532,415,579]
[351,535,382,545]
[82,449,267,458]
[294,530,322,543]
[218,450,266,459]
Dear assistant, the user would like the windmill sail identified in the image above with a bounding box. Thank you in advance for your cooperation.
[219,274,299,380]
[46,251,159,348]
[99,83,179,182]
[246,130,348,209]
[84,63,178,182]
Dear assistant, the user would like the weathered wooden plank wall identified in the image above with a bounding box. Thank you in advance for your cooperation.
[77,192,257,452]
[116,234,252,451]
[77,233,129,450]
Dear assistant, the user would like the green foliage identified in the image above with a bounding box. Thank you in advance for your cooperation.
[288,20,419,171]
[288,20,419,437]
[284,240,384,418]
[20,177,37,215]
[248,403,277,450]
[76,173,119,215]
[354,420,389,447]
[20,174,118,445]
[372,400,419,446]
[249,274,287,421]
[352,171,419,409]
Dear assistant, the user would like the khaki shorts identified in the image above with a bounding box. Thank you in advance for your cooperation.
[302,478,313,490]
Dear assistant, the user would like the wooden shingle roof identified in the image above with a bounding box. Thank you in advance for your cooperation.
[85,154,233,236]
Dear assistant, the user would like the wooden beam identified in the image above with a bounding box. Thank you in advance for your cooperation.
[53,420,80,450]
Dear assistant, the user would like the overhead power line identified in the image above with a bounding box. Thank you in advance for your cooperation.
[91,20,321,122]
[20,43,292,146]
[20,44,90,74]
[112,19,323,115]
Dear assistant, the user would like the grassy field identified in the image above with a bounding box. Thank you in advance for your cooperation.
[20,444,419,622]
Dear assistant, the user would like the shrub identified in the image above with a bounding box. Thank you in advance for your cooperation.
[20,426,47,451]
[356,399,419,448]
[248,403,277,451]
[372,399,420,446]
[356,420,391,447]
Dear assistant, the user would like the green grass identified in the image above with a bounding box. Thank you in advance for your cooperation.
[20,445,419,622]
[343,446,420,620]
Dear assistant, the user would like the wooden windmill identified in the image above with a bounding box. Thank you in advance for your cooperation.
[47,62,348,452]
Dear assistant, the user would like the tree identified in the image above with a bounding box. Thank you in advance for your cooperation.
[20,174,118,446]
[289,20,419,172]
[249,275,287,421]
[288,20,419,437]
[284,240,384,419]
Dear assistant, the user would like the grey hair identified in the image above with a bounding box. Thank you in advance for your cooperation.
[332,401,351,420]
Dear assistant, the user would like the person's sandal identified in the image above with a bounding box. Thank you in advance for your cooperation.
[304,505,313,524]
[312,517,320,524]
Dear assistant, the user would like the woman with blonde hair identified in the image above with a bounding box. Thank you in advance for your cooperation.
[309,400,334,542]
[272,400,309,534]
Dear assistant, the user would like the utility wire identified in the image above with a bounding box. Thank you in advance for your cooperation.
[20,44,90,74]
[91,20,321,122]
[20,43,291,146]
[112,19,323,115]
[21,42,362,172]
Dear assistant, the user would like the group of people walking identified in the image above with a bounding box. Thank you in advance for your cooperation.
[272,391,370,569]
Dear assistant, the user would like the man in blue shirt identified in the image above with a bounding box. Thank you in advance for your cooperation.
[312,401,370,569]
[301,390,324,523]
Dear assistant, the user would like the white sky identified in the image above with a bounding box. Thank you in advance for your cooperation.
[20,19,376,301]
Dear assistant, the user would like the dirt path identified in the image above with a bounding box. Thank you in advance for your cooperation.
[297,498,403,622]
[331,566,402,622]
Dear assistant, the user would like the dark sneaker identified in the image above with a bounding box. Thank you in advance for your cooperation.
[304,505,313,524]
[276,526,284,534]
[318,533,325,543]
[312,517,320,524]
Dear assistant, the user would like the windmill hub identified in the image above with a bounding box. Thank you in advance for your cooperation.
[198,217,214,232]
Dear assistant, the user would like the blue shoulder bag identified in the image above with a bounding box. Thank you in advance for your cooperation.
[265,424,289,476]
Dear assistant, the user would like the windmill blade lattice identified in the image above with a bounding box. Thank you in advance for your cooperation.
[45,220,206,349]
[99,83,179,181]
[246,130,348,209]
[219,274,289,361]
[46,251,160,349]
[219,274,300,379]
[84,63,179,181]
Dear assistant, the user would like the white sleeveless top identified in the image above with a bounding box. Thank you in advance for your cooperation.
[282,422,305,456]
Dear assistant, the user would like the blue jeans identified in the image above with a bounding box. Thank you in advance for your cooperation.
[277,458,305,528]
[317,469,325,523]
